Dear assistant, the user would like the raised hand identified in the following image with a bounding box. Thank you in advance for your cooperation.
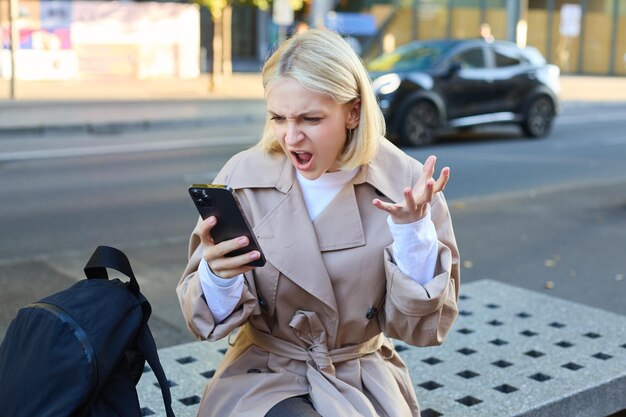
[372,155,450,224]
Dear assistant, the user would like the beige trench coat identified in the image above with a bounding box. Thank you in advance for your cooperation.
[177,138,460,417]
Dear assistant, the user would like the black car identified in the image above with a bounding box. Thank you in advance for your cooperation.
[367,39,560,146]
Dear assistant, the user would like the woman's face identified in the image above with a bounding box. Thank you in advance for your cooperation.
[266,77,359,180]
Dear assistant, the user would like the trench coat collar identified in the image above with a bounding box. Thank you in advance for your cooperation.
[225,140,416,312]
[226,139,414,204]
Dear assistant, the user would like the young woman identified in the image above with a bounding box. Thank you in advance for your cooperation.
[177,28,460,417]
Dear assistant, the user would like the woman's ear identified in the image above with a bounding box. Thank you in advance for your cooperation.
[347,99,361,129]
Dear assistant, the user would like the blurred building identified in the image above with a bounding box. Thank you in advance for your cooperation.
[357,0,626,76]
[1,0,624,78]
[0,0,200,80]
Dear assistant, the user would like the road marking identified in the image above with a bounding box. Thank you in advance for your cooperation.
[0,135,256,161]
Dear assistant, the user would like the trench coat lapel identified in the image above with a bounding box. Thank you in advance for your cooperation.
[313,184,365,252]
[252,168,339,314]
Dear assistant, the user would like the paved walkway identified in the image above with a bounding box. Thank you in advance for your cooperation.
[0,74,625,136]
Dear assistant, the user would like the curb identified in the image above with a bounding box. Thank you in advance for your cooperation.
[0,114,266,138]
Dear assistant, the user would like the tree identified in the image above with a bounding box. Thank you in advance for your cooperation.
[193,0,303,91]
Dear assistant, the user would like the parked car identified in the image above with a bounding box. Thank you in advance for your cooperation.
[367,38,560,146]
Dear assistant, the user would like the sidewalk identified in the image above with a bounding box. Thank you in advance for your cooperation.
[0,73,267,136]
[0,73,625,137]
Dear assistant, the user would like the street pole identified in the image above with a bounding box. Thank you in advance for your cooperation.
[8,0,18,99]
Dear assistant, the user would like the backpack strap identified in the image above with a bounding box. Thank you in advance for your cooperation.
[84,245,140,296]
[84,246,176,416]
[138,326,176,417]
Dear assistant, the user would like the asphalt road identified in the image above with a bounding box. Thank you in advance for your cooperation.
[1,101,625,348]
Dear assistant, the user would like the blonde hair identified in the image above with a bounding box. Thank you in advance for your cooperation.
[258,28,385,171]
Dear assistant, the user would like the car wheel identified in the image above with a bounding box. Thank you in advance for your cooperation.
[521,96,555,138]
[401,100,438,146]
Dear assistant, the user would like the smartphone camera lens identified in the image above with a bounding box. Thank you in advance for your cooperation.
[193,189,213,207]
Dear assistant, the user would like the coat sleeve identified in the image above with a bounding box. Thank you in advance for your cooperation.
[176,153,258,341]
[381,191,460,346]
[176,218,258,341]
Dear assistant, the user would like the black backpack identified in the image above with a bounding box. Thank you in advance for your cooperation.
[0,246,175,417]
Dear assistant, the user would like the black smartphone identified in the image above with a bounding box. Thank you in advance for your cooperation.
[188,184,266,267]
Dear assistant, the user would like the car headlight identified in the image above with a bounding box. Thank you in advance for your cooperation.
[372,74,401,95]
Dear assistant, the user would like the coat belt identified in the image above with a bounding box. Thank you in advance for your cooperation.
[241,310,395,417]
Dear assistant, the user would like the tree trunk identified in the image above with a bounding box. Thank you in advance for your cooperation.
[211,14,223,91]
[222,5,232,79]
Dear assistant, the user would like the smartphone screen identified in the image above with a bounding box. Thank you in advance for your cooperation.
[189,184,266,267]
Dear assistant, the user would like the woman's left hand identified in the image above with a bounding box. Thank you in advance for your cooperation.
[372,155,450,224]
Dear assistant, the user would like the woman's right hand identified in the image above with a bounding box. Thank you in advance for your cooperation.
[198,216,261,278]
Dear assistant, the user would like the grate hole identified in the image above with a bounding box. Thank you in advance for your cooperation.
[394,344,409,352]
[218,348,228,355]
[422,357,443,365]
[529,373,552,382]
[556,340,574,348]
[517,312,532,318]
[418,380,443,391]
[456,395,482,407]
[459,294,470,300]
[140,408,155,416]
[457,328,474,335]
[549,321,566,328]
[494,384,518,394]
[421,409,444,417]
[490,338,508,346]
[621,343,626,349]
[592,352,613,360]
[562,362,584,371]
[525,349,545,358]
[485,303,500,309]
[520,330,539,337]
[492,359,513,368]
[201,369,216,378]
[457,347,477,355]
[584,332,602,339]
[155,380,177,389]
[459,310,473,316]
[143,365,152,373]
[176,356,197,364]
[487,319,504,326]
[179,395,201,406]
[457,370,480,379]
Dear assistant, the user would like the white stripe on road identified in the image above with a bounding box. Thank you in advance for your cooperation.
[0,135,256,161]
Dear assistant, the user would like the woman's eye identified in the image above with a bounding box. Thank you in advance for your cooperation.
[304,117,321,123]
[270,116,285,123]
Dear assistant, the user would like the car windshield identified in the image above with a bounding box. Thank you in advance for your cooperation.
[367,41,456,72]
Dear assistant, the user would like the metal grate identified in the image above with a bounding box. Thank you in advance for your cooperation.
[137,279,626,417]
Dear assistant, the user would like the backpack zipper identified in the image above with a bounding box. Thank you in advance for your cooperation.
[28,302,99,392]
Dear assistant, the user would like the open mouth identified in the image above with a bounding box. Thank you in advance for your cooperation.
[291,151,314,170]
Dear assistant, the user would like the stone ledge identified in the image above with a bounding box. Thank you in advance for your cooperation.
[137,280,626,417]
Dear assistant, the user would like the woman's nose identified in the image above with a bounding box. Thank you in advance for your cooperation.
[284,123,302,145]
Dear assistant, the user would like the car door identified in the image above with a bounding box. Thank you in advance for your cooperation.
[438,45,494,120]
[486,44,532,114]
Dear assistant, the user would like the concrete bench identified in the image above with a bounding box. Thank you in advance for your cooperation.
[137,280,626,417]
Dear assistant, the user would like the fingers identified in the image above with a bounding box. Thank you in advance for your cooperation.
[208,249,260,278]
[423,155,437,179]
[198,216,217,246]
[205,237,261,278]
[199,216,260,278]
[432,166,450,193]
